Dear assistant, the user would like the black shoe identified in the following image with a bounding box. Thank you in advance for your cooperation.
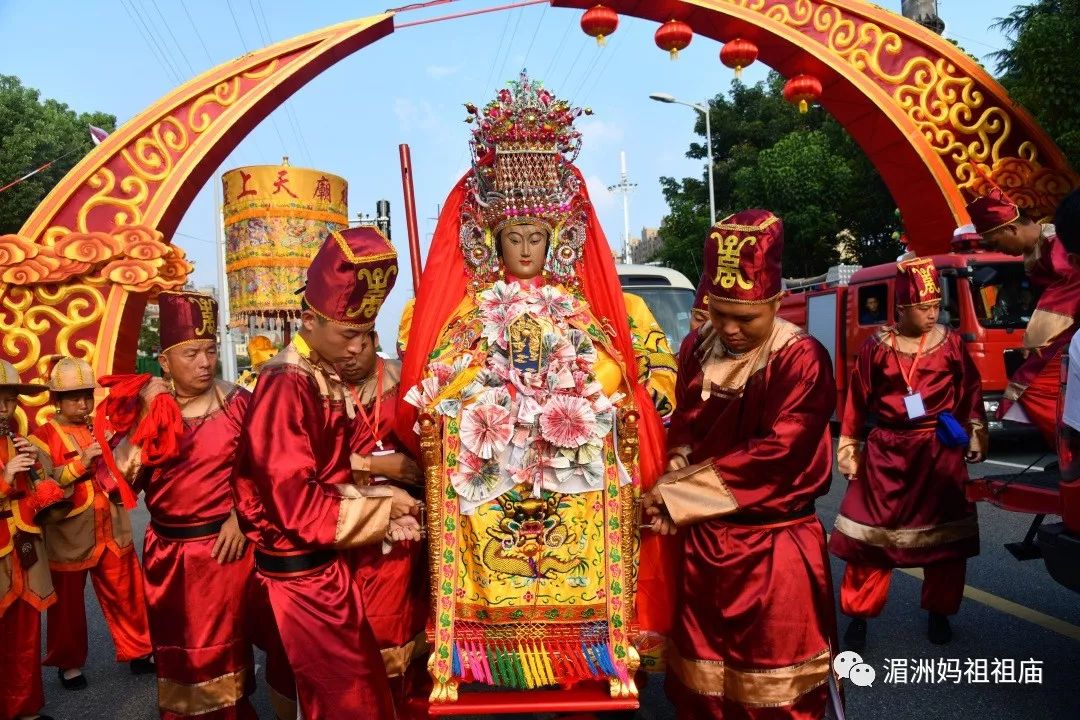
[130,655,156,675]
[58,666,88,690]
[928,612,953,644]
[844,618,868,652]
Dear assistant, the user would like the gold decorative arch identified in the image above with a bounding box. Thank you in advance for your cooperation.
[1,1,1075,432]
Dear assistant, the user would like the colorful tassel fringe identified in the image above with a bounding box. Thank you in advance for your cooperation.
[452,639,619,689]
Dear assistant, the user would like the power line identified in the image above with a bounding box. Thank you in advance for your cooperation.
[179,0,214,65]
[250,0,311,165]
[118,0,181,83]
[484,9,515,92]
[522,3,547,69]
[223,0,289,158]
[542,16,574,81]
[131,0,186,81]
[495,9,525,86]
[148,0,196,77]
[556,38,587,93]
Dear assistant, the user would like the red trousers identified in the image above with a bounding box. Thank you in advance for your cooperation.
[0,599,44,719]
[261,557,393,720]
[840,560,966,618]
[45,548,152,669]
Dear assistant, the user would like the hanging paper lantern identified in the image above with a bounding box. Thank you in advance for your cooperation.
[655,19,693,60]
[720,38,759,78]
[783,73,823,113]
[580,4,619,47]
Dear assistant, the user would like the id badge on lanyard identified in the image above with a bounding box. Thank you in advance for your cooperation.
[891,332,928,420]
[903,391,926,419]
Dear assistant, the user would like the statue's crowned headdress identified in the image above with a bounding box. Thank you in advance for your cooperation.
[460,72,591,283]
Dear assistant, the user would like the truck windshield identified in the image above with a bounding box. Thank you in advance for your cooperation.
[968,262,1042,329]
[625,286,695,350]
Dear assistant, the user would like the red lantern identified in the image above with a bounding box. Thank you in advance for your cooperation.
[783,73,823,113]
[720,38,759,78]
[580,4,619,47]
[655,19,693,60]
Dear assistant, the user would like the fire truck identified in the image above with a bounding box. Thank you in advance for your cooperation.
[778,242,1079,593]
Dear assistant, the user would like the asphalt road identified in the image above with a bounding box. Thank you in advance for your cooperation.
[37,438,1079,720]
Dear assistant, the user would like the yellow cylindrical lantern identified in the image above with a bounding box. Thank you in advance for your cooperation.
[222,162,348,328]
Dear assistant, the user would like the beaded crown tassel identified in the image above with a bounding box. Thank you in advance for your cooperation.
[461,72,591,285]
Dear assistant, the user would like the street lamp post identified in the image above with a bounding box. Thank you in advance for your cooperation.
[650,92,716,224]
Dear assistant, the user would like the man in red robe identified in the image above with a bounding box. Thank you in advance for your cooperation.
[233,226,422,720]
[968,189,1080,442]
[30,356,154,691]
[644,210,837,719]
[100,292,294,719]
[0,360,60,720]
[337,331,429,712]
[830,259,988,650]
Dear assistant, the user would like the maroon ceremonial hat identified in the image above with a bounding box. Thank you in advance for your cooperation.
[895,257,942,307]
[158,291,217,353]
[703,209,784,304]
[966,188,1021,235]
[304,226,398,331]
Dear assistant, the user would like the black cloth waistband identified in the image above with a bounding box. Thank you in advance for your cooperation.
[720,503,817,526]
[150,516,228,540]
[255,549,335,577]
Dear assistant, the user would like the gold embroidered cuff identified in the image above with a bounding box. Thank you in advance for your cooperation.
[833,513,978,549]
[669,647,830,708]
[156,667,249,716]
[666,446,692,472]
[333,483,393,548]
[836,435,863,478]
[1023,308,1073,350]
[350,453,372,486]
[968,420,989,457]
[657,461,739,525]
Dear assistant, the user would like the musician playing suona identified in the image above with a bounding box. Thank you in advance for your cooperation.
[233,226,422,720]
[968,189,1080,443]
[831,259,987,650]
[644,211,838,719]
[0,360,60,720]
[99,291,295,719]
[29,356,154,692]
[336,330,429,712]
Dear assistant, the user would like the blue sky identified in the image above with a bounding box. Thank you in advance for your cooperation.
[0,0,1019,345]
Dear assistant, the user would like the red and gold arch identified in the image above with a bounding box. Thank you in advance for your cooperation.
[1,1,1076,433]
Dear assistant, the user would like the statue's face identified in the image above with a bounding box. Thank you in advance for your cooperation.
[498,222,549,280]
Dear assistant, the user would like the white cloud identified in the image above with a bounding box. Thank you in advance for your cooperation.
[426,64,461,79]
[393,98,442,132]
[577,118,624,150]
[585,174,617,212]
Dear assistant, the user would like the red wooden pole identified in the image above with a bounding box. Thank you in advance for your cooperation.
[399,144,423,294]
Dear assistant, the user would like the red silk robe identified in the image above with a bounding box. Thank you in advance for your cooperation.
[344,359,428,692]
[233,341,395,720]
[1,434,56,719]
[660,319,836,719]
[831,326,986,568]
[1002,226,1080,441]
[133,383,265,719]
[30,420,152,671]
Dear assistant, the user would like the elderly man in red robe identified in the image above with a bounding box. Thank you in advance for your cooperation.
[99,291,294,719]
[233,226,422,720]
[830,259,987,651]
[968,189,1080,442]
[644,210,837,719]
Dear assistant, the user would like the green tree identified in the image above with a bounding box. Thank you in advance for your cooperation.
[0,75,116,234]
[138,312,160,358]
[654,74,900,280]
[992,0,1080,170]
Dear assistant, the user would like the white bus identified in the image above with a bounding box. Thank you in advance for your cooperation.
[616,264,696,350]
